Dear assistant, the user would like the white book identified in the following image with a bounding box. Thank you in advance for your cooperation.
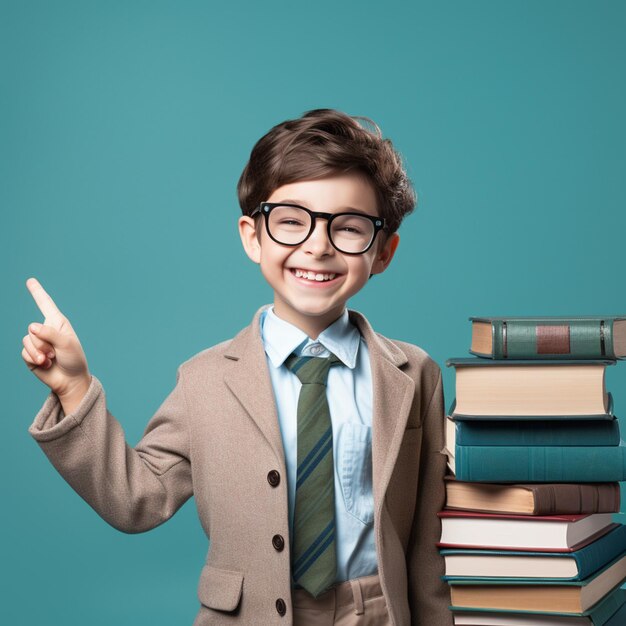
[444,553,579,578]
[438,511,614,550]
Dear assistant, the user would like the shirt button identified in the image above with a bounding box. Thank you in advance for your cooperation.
[310,344,323,355]
[272,534,285,551]
[276,598,287,616]
[267,470,280,487]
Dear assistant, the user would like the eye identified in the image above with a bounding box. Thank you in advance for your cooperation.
[333,220,366,235]
[278,218,306,227]
[339,225,364,234]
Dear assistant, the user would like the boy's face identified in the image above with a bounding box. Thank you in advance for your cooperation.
[239,174,399,338]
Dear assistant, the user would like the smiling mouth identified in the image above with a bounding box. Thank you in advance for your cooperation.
[290,268,339,282]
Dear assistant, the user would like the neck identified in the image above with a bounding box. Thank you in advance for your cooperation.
[272,304,345,340]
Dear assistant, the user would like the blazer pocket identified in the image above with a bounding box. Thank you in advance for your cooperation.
[197,564,244,612]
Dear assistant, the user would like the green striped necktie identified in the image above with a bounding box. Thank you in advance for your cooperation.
[284,352,340,597]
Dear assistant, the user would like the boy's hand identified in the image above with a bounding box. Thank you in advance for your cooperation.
[23,277,91,407]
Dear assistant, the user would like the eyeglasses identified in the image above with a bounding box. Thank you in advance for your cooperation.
[251,202,386,255]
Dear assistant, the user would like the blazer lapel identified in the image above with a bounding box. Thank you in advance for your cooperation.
[222,306,415,511]
[222,306,287,468]
[349,311,416,515]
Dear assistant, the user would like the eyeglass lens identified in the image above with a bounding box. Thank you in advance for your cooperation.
[267,205,376,253]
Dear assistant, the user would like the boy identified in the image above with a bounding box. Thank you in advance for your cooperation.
[23,109,451,625]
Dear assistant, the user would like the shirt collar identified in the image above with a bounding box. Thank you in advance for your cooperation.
[260,306,360,369]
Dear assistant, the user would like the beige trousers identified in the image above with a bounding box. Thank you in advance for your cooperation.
[292,574,390,626]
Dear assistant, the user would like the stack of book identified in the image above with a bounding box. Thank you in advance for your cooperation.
[440,316,626,626]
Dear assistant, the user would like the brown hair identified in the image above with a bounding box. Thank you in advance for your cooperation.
[237,109,416,235]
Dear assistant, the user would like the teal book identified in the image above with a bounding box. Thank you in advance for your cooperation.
[451,586,626,624]
[605,602,626,626]
[446,441,626,482]
[447,414,621,446]
[469,316,626,360]
[441,523,626,582]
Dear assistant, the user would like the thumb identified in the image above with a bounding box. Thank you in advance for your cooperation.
[30,323,63,347]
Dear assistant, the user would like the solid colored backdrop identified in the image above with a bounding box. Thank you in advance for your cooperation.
[2,1,625,623]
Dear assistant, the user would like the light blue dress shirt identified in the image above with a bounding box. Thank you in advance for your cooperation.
[260,306,378,584]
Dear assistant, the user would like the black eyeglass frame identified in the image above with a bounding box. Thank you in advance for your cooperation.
[250,202,386,255]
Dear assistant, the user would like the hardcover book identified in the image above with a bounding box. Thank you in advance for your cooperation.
[443,441,626,483]
[469,317,626,361]
[443,478,621,516]
[437,510,616,551]
[446,415,621,447]
[451,587,626,626]
[451,585,626,624]
[446,359,615,418]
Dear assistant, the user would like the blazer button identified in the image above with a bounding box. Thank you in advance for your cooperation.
[267,470,281,487]
[272,534,285,551]
[276,598,286,616]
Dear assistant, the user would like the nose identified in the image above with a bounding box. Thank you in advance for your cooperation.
[302,217,334,257]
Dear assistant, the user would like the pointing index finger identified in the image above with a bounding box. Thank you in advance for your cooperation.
[26,277,63,319]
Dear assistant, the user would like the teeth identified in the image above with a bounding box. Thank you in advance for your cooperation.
[293,269,336,281]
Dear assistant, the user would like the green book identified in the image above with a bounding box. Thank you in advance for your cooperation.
[470,316,626,360]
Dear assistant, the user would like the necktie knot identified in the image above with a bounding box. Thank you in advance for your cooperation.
[284,353,341,386]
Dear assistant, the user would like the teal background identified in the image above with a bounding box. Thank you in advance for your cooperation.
[3,0,626,622]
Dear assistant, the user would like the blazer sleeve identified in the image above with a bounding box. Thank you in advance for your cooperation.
[28,368,193,533]
[406,368,453,625]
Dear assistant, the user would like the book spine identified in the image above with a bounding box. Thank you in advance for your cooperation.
[454,444,626,482]
[493,320,504,358]
[531,483,621,515]
[455,419,621,446]
[487,319,616,360]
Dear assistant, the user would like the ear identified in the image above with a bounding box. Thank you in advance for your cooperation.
[238,215,261,264]
[370,233,400,275]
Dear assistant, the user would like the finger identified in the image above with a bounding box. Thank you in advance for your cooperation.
[26,277,64,320]
[22,347,38,371]
[23,335,50,367]
[22,347,51,371]
[28,327,55,358]
[30,322,64,348]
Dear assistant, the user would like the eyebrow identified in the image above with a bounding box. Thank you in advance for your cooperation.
[274,199,373,215]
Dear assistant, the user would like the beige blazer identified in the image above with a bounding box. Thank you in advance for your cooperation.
[29,306,452,626]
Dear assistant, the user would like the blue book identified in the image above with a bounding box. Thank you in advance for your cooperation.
[446,441,626,483]
[441,524,626,582]
[447,415,621,447]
